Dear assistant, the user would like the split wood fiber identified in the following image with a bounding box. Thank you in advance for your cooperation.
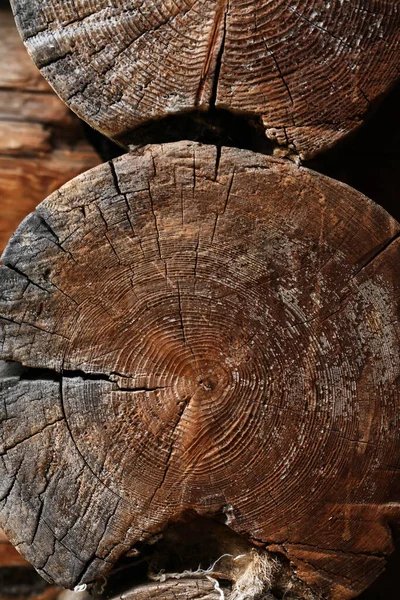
[0,6,101,253]
[10,0,400,159]
[0,142,399,600]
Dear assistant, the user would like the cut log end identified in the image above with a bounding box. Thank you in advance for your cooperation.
[0,142,399,599]
[10,0,400,158]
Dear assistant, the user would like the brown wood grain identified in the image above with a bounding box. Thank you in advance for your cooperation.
[0,7,101,254]
[0,142,398,599]
[9,0,400,159]
[110,578,222,600]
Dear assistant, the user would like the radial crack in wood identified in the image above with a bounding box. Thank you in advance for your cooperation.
[9,0,400,158]
[0,142,399,600]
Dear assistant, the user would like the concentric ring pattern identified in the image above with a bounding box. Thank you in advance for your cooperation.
[10,0,400,157]
[0,142,399,597]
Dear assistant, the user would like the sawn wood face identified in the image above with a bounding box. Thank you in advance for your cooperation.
[10,1,400,158]
[0,142,399,598]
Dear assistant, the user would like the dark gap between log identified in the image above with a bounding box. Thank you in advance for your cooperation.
[120,109,276,157]
[82,86,400,224]
[89,514,313,600]
[0,566,50,598]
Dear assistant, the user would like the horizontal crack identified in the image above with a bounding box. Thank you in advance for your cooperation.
[0,361,167,393]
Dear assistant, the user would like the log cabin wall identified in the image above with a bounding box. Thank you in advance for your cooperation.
[0,2,399,600]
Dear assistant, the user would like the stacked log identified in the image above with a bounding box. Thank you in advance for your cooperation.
[0,142,399,600]
[9,0,400,159]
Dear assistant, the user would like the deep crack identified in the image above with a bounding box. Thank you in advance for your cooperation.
[0,360,167,393]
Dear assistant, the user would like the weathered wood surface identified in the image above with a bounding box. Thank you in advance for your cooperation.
[0,7,100,254]
[10,1,400,159]
[1,524,60,600]
[0,141,399,599]
[111,579,222,600]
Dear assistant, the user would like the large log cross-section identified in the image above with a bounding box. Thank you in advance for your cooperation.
[0,142,399,599]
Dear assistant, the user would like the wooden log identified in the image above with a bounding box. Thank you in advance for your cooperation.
[0,141,399,600]
[0,6,101,254]
[109,579,222,600]
[9,0,400,159]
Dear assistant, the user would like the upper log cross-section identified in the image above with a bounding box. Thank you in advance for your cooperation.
[10,0,400,158]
